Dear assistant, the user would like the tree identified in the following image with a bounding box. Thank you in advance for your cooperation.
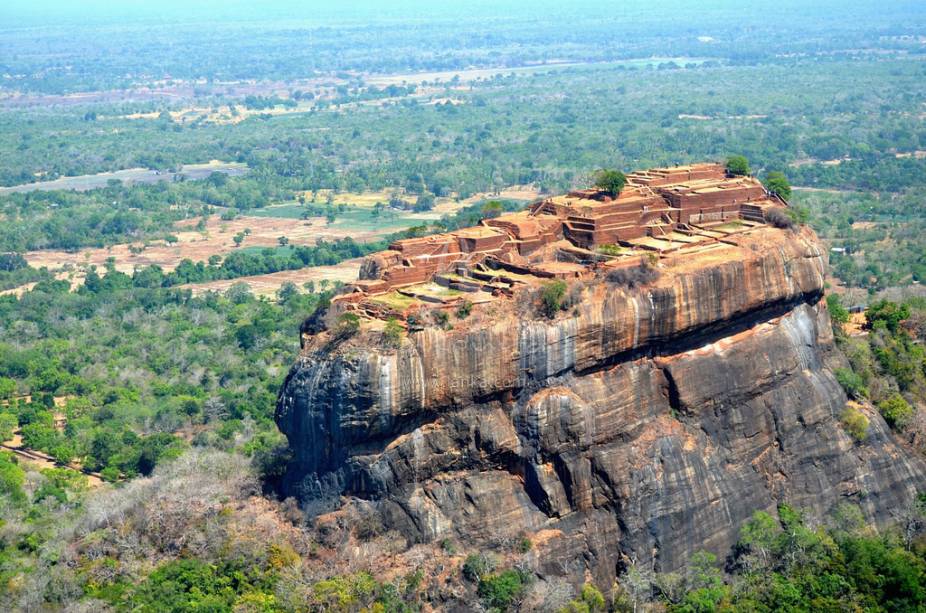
[233,232,245,247]
[726,155,751,176]
[866,300,910,333]
[413,191,436,212]
[0,413,17,442]
[277,236,289,246]
[51,441,75,465]
[737,511,779,571]
[593,169,627,198]
[0,451,25,504]
[389,192,406,209]
[0,376,16,400]
[826,294,850,327]
[277,281,299,303]
[764,171,792,200]
[203,397,229,423]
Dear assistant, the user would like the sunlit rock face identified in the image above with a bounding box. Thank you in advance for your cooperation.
[276,226,926,584]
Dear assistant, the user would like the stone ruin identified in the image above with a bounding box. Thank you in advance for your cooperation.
[334,163,789,321]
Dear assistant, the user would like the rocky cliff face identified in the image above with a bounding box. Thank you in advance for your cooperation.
[276,226,926,583]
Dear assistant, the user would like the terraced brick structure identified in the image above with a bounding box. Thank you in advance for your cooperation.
[334,162,788,321]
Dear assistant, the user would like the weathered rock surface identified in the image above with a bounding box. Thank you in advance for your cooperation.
[276,227,926,582]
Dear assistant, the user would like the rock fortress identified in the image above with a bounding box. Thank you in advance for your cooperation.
[276,162,926,585]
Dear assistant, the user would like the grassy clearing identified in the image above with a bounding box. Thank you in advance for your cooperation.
[248,203,431,233]
[371,291,420,310]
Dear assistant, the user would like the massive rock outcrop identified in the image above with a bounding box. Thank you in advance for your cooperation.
[277,223,926,585]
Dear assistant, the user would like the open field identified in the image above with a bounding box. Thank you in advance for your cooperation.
[248,201,461,231]
[0,282,38,297]
[0,160,247,194]
[120,103,318,126]
[251,186,540,228]
[23,212,388,274]
[0,76,342,108]
[17,184,540,283]
[300,186,540,209]
[178,259,363,297]
[364,57,711,86]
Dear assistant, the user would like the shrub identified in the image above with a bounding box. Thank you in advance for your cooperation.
[130,558,243,611]
[841,405,869,442]
[765,207,796,230]
[580,584,607,611]
[562,584,607,612]
[540,280,568,318]
[605,260,660,288]
[835,368,868,400]
[879,393,914,431]
[456,300,473,319]
[597,243,623,256]
[432,309,450,329]
[478,569,530,610]
[335,312,361,338]
[462,553,495,582]
[383,317,404,348]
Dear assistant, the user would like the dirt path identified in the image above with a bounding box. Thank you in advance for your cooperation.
[1,433,105,487]
[792,186,857,194]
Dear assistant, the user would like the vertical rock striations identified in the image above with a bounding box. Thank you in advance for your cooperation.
[276,225,926,583]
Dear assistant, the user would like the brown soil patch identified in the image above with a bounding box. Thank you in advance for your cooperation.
[178,259,363,297]
[846,311,868,336]
[0,282,38,297]
[24,214,385,275]
[305,185,540,212]
[119,102,317,126]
